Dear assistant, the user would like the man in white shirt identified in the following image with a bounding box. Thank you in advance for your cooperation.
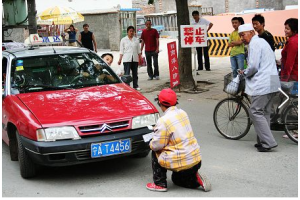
[238,24,280,152]
[192,10,213,71]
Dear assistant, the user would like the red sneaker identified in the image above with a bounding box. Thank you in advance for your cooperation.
[146,183,167,192]
[196,172,211,192]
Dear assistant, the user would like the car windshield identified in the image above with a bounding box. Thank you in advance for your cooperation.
[10,52,121,93]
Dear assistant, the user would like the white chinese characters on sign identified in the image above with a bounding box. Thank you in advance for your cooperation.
[167,41,180,88]
[180,25,207,48]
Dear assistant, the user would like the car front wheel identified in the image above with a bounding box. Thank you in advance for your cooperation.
[16,130,37,178]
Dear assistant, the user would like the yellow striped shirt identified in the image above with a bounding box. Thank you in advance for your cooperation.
[150,106,201,172]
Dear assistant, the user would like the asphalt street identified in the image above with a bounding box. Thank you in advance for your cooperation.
[2,38,298,197]
[2,93,298,197]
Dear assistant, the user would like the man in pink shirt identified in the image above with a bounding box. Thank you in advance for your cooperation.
[141,20,160,80]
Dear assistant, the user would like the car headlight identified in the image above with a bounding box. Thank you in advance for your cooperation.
[36,126,81,142]
[132,113,160,129]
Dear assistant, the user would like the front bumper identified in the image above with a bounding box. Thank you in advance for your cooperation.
[21,127,152,167]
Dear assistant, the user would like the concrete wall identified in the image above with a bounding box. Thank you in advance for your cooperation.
[151,0,298,15]
[282,0,298,7]
[197,0,226,14]
[258,0,283,10]
[133,0,155,14]
[3,28,29,42]
[76,12,121,51]
[228,1,256,13]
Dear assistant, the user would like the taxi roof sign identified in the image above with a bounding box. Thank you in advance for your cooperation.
[25,34,63,46]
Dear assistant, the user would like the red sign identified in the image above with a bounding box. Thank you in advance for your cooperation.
[167,41,180,88]
[180,25,207,48]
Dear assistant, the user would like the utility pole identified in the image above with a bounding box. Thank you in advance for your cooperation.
[27,0,37,34]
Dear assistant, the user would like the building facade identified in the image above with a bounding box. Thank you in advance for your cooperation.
[133,0,298,15]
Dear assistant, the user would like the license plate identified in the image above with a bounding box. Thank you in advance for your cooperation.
[91,139,131,158]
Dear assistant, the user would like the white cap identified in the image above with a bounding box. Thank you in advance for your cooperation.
[238,23,254,33]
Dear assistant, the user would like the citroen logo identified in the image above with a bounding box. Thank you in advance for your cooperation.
[100,123,112,133]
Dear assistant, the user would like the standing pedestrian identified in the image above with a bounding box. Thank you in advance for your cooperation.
[279,18,298,82]
[64,25,78,46]
[252,14,275,51]
[141,20,160,80]
[192,10,213,71]
[118,26,142,91]
[276,18,298,139]
[146,88,211,192]
[78,23,97,52]
[229,17,245,77]
[238,24,280,152]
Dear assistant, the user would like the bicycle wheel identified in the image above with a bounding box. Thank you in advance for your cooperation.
[213,98,251,140]
[283,104,298,143]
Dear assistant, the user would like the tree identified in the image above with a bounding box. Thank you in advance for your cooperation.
[148,0,196,89]
[27,0,37,34]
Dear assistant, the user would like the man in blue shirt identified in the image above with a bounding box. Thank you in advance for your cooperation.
[238,24,280,152]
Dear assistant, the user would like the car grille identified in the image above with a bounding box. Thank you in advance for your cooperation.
[75,140,145,160]
[78,121,130,135]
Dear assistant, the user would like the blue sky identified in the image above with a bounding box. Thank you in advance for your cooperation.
[36,0,132,13]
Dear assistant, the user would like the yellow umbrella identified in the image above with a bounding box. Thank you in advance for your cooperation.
[38,6,84,25]
[36,16,53,25]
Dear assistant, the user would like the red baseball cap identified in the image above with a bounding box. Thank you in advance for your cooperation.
[158,88,178,106]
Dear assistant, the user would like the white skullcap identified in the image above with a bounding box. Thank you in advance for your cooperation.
[238,23,254,33]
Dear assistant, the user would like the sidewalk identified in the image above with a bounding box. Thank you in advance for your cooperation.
[97,38,282,101]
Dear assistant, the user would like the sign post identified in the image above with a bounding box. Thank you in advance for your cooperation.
[180,25,208,85]
[167,41,180,89]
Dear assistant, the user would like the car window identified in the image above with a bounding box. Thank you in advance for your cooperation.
[10,53,121,93]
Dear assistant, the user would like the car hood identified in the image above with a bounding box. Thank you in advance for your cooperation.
[17,84,156,127]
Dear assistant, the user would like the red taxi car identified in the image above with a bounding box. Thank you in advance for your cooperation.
[2,46,158,178]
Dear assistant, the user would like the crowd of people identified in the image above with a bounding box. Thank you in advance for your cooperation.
[58,14,297,192]
[146,15,298,193]
[230,15,298,150]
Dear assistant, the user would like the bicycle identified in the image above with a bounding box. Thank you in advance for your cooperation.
[213,72,298,143]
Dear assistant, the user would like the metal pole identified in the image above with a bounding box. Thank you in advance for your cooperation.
[193,47,197,85]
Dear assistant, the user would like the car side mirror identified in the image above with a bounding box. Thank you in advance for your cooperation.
[121,75,133,84]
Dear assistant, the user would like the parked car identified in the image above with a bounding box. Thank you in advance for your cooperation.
[2,45,159,178]
[136,15,165,38]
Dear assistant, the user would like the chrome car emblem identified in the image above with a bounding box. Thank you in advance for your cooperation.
[100,123,112,133]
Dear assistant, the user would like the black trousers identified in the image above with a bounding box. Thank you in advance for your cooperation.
[196,46,210,70]
[123,62,138,88]
[151,151,201,188]
[145,51,159,78]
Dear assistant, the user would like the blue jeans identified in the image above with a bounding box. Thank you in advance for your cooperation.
[230,54,245,77]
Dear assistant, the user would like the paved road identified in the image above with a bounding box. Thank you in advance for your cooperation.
[2,93,298,197]
[2,38,297,197]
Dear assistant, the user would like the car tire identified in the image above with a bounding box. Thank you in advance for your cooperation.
[134,149,150,158]
[16,130,37,178]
